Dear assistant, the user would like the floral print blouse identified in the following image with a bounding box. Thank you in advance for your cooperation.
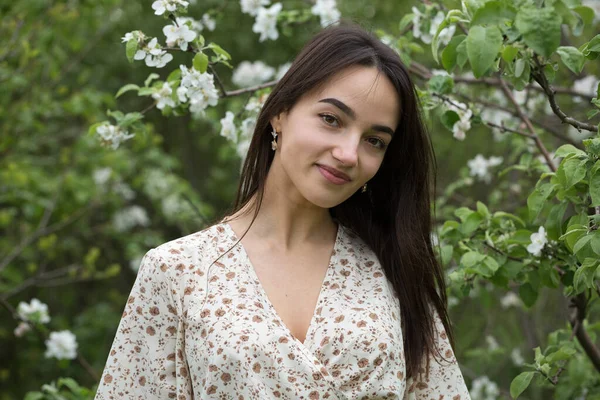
[95,222,471,399]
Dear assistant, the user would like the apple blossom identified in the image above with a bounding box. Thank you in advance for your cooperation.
[17,298,50,324]
[152,82,176,110]
[96,124,135,150]
[219,111,237,142]
[240,0,271,16]
[151,0,189,16]
[112,206,150,232]
[252,3,282,42]
[163,23,197,51]
[176,65,219,116]
[527,226,548,257]
[311,0,341,28]
[232,60,275,87]
[44,330,78,360]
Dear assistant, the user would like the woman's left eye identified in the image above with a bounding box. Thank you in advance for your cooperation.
[319,113,339,127]
[367,137,388,150]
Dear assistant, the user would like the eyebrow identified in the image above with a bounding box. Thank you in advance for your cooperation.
[318,98,395,137]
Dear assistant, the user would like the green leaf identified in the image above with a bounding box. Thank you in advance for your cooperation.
[519,283,538,307]
[555,144,586,159]
[441,35,466,72]
[510,371,535,398]
[545,202,567,241]
[193,52,209,73]
[545,345,577,363]
[466,25,503,78]
[501,45,519,63]
[441,110,460,131]
[476,201,490,218]
[456,40,468,69]
[431,17,451,63]
[573,6,595,27]
[126,38,138,63]
[515,7,562,58]
[590,233,600,255]
[167,69,182,82]
[590,163,600,206]
[561,157,587,189]
[573,234,593,254]
[399,13,415,32]
[556,46,586,74]
[115,84,140,99]
[471,0,517,26]
[460,251,485,268]
[144,73,159,87]
[441,245,454,266]
[207,43,232,60]
[527,182,554,221]
[460,212,484,235]
[428,75,454,95]
[573,258,599,292]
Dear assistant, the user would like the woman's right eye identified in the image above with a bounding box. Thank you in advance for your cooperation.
[319,113,340,127]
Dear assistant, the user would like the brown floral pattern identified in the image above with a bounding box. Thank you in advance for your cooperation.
[95,222,471,399]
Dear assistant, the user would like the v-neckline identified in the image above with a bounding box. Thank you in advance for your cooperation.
[220,221,342,349]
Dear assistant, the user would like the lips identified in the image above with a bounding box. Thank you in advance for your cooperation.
[316,164,351,182]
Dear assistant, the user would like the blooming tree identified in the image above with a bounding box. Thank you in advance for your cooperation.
[2,0,600,398]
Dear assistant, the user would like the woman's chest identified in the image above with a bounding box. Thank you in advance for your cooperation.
[181,250,406,397]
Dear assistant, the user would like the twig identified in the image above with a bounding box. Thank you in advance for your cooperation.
[221,80,278,97]
[569,293,600,372]
[532,58,597,133]
[498,79,557,172]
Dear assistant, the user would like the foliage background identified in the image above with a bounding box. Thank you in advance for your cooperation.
[1,0,599,398]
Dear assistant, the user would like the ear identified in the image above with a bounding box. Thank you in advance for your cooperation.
[270,112,285,133]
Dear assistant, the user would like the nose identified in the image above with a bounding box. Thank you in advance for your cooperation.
[331,134,359,167]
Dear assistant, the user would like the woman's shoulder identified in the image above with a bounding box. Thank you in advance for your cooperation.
[148,222,231,276]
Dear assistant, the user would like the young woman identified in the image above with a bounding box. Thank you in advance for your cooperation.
[95,23,470,399]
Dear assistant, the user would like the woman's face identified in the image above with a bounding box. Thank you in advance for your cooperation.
[270,65,401,209]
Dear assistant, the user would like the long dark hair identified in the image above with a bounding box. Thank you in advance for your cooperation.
[215,22,452,380]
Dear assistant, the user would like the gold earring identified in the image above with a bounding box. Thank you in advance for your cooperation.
[362,183,367,193]
[271,128,279,151]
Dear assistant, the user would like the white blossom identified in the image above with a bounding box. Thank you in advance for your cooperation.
[176,17,204,34]
[527,226,547,257]
[17,298,50,324]
[143,169,172,197]
[500,292,522,309]
[412,8,455,45]
[162,194,192,220]
[163,23,197,51]
[152,82,176,110]
[252,3,282,42]
[121,30,145,44]
[134,38,173,68]
[511,348,525,366]
[275,62,292,80]
[151,0,188,16]
[121,32,134,43]
[445,100,472,140]
[93,167,112,187]
[244,93,268,115]
[220,111,237,142]
[486,335,499,351]
[112,206,150,232]
[14,322,31,337]
[311,0,341,27]
[467,154,503,183]
[237,117,256,159]
[232,60,275,87]
[114,182,136,200]
[241,0,271,16]
[45,330,78,360]
[470,376,500,400]
[96,124,135,150]
[176,65,219,116]
[201,14,216,31]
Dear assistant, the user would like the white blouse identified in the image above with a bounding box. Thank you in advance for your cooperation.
[95,222,471,399]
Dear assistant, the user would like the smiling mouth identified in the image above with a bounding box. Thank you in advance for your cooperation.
[316,164,352,185]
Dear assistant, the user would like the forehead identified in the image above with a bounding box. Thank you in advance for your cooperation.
[304,65,401,128]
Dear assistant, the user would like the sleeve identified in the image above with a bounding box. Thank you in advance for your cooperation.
[403,307,471,400]
[95,249,193,400]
